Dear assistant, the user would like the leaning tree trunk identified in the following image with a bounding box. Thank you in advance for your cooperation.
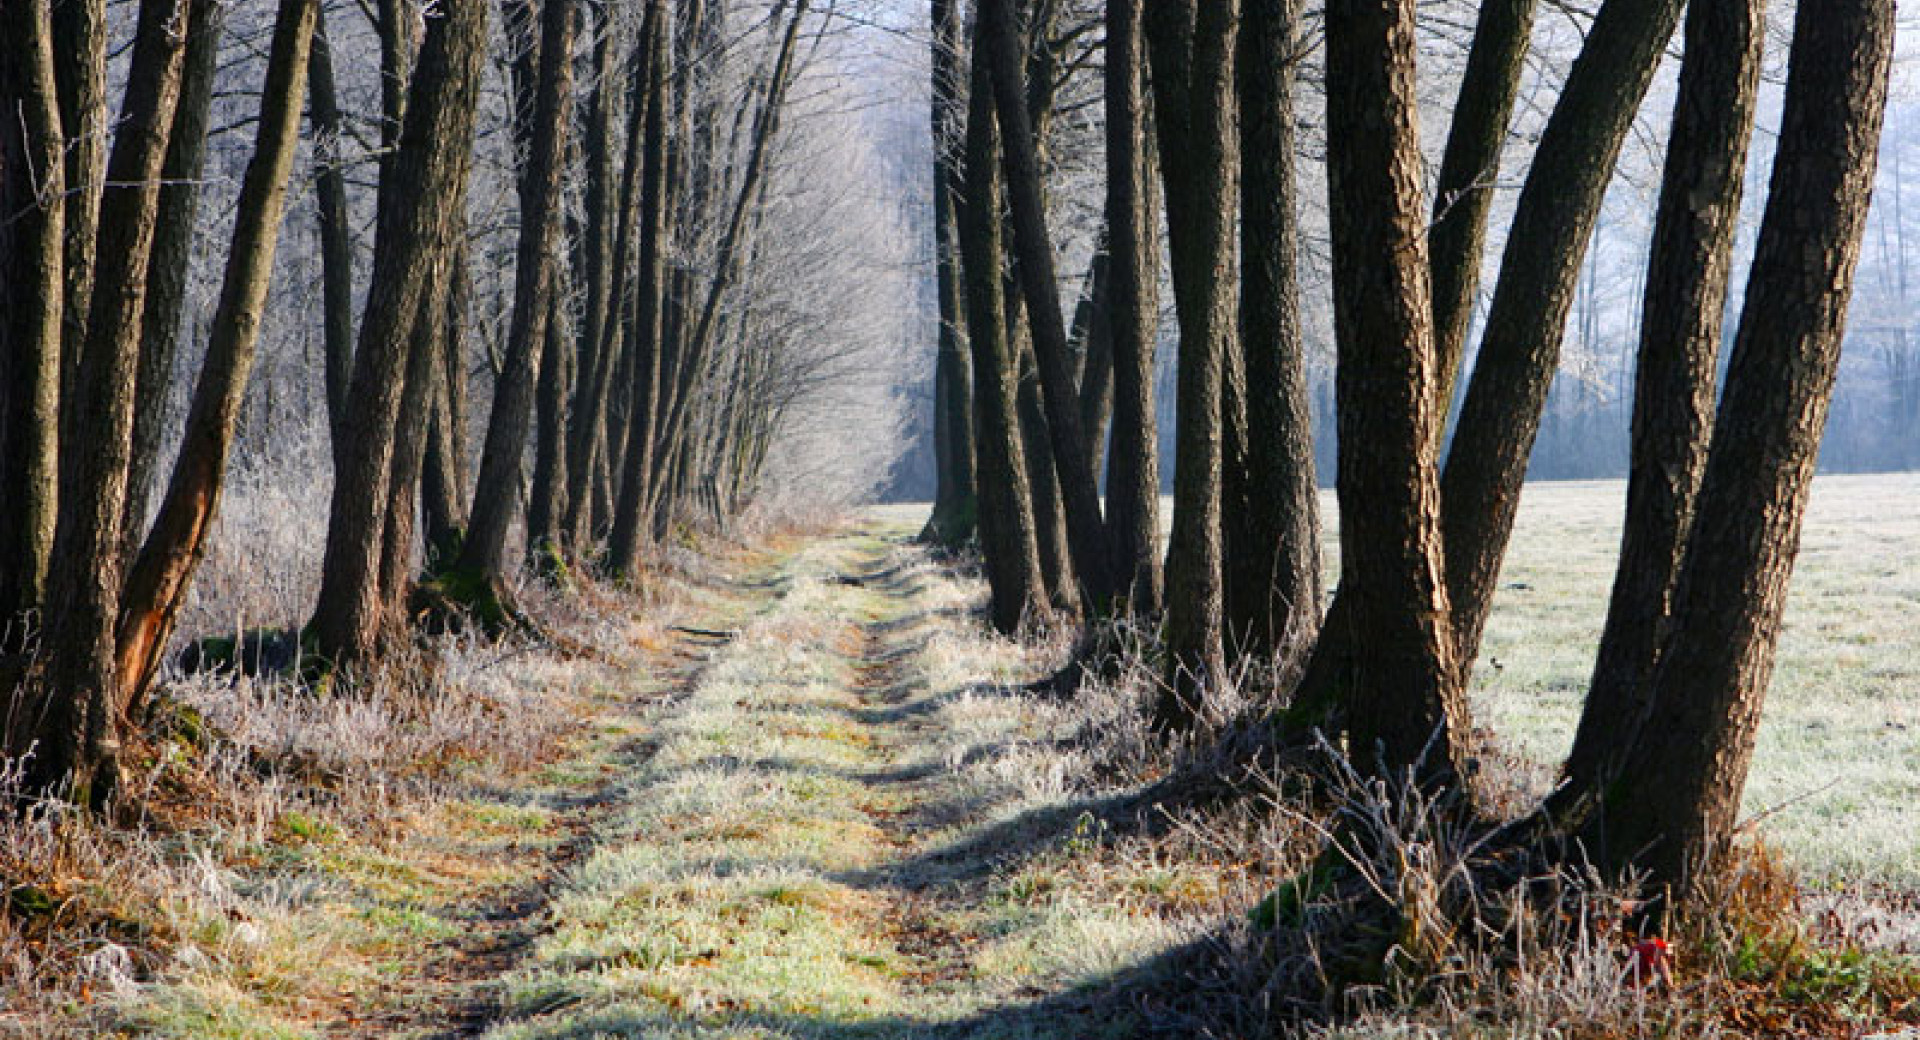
[1102,0,1163,616]
[28,0,194,803]
[1558,0,1766,812]
[1438,0,1684,673]
[459,0,577,584]
[1319,0,1472,783]
[1594,0,1891,895]
[1146,0,1238,728]
[1227,0,1322,663]
[116,0,318,708]
[960,37,1046,635]
[125,0,223,561]
[0,0,66,632]
[309,0,488,670]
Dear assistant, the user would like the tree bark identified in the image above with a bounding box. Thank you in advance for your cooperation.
[460,0,578,581]
[1560,0,1766,811]
[1319,0,1471,783]
[126,0,221,561]
[564,10,621,551]
[309,0,488,670]
[1145,0,1237,726]
[421,239,473,569]
[116,0,318,707]
[28,0,195,802]
[1595,0,1892,894]
[528,262,574,566]
[0,0,66,629]
[979,0,1113,610]
[1103,0,1163,616]
[51,0,107,406]
[960,33,1046,635]
[1227,0,1321,663]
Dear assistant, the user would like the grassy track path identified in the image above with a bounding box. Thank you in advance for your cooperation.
[453,525,1176,1040]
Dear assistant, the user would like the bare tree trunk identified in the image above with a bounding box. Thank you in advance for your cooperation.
[27,0,194,803]
[922,0,976,549]
[564,10,621,551]
[421,239,473,569]
[1073,247,1114,476]
[1559,0,1765,812]
[0,0,66,630]
[52,0,106,402]
[606,0,671,580]
[1015,327,1078,615]
[126,0,223,558]
[1145,0,1237,727]
[309,4,356,443]
[116,0,317,707]
[960,33,1046,635]
[1319,0,1471,783]
[528,264,574,567]
[460,0,578,583]
[309,0,488,670]
[979,0,1112,609]
[1227,0,1321,663]
[1103,0,1163,615]
[1596,0,1891,894]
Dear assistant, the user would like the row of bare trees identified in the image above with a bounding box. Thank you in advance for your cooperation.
[928,0,1893,911]
[1,0,849,805]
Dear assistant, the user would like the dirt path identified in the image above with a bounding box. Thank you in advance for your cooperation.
[436,525,1177,1039]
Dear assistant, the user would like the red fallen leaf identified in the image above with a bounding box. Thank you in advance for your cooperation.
[1627,937,1674,989]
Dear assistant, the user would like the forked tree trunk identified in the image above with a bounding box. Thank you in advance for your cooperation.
[1595,0,1891,893]
[1319,0,1471,782]
[460,0,577,582]
[1227,0,1321,663]
[1145,0,1238,727]
[29,0,194,802]
[116,0,318,707]
[0,0,66,631]
[309,0,488,670]
[1559,0,1766,811]
[1103,0,1163,615]
[960,37,1046,635]
[1438,0,1683,673]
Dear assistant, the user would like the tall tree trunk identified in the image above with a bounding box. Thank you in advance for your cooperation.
[0,0,66,630]
[125,0,222,559]
[1595,0,1891,894]
[1015,327,1078,615]
[1438,0,1683,673]
[922,0,976,549]
[606,0,671,581]
[309,0,488,670]
[309,4,356,443]
[1227,0,1321,663]
[116,0,318,707]
[1073,247,1114,477]
[1320,0,1471,783]
[960,33,1046,634]
[1559,0,1766,811]
[978,0,1112,610]
[564,10,621,551]
[27,0,194,803]
[459,0,578,582]
[1145,0,1237,727]
[528,265,574,566]
[1103,0,1162,615]
[1429,0,1536,404]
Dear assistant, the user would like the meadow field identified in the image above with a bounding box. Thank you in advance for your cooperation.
[875,471,1920,885]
